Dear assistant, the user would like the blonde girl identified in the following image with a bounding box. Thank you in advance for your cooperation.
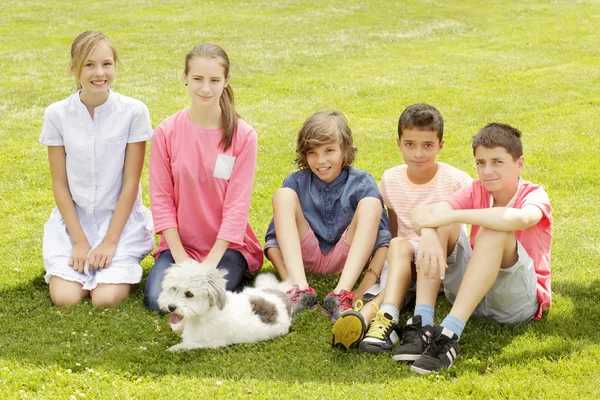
[40,31,154,307]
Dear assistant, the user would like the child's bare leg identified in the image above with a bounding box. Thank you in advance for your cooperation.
[334,197,382,293]
[266,247,288,281]
[90,283,131,307]
[49,276,88,306]
[272,188,310,289]
[382,237,414,309]
[359,291,384,323]
[352,246,387,301]
[448,228,518,323]
[415,223,461,307]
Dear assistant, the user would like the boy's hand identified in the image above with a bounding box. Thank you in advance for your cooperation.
[413,211,455,235]
[89,241,117,271]
[69,241,91,273]
[416,229,447,280]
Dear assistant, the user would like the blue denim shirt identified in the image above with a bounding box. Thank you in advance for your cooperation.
[264,167,391,257]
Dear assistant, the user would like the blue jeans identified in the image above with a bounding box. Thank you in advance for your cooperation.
[145,249,248,312]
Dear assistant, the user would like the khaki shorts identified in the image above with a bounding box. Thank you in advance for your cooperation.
[443,232,538,324]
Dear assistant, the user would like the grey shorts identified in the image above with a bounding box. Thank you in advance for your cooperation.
[443,231,538,324]
[364,226,472,299]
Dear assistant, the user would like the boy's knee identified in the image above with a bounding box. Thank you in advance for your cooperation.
[475,227,512,246]
[356,197,382,218]
[390,237,413,257]
[272,187,298,205]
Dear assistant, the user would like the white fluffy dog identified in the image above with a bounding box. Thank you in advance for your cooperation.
[157,260,292,351]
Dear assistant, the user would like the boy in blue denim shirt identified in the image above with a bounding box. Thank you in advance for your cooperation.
[264,110,391,323]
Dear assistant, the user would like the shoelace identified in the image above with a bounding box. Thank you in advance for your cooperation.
[335,291,355,311]
[353,299,364,312]
[287,288,311,305]
[366,304,393,340]
[424,332,453,356]
[400,321,423,344]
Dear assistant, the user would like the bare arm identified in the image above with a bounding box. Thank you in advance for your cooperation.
[47,146,90,272]
[203,238,230,267]
[89,141,147,270]
[412,202,543,233]
[162,228,190,264]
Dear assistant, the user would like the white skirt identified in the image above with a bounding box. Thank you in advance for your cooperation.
[42,206,155,291]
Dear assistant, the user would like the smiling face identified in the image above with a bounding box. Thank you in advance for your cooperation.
[71,42,115,99]
[475,145,523,197]
[398,128,444,183]
[184,56,229,110]
[305,139,344,184]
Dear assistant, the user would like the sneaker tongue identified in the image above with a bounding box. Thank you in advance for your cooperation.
[170,313,183,324]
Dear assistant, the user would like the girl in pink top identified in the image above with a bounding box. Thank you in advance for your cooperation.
[145,44,263,312]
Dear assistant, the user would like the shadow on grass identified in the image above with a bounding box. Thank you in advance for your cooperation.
[1,272,598,382]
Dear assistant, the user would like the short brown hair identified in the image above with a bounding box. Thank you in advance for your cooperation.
[295,109,357,170]
[398,103,444,141]
[472,123,523,160]
[70,31,118,90]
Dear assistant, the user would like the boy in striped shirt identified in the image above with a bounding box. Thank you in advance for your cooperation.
[332,104,472,354]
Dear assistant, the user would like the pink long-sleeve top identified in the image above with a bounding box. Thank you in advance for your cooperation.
[149,109,263,272]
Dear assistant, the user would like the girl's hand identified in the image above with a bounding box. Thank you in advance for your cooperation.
[69,241,91,273]
[89,241,117,271]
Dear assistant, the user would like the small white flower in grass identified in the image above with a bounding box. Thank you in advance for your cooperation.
[85,368,94,373]
[216,381,222,386]
[72,331,76,335]
[139,346,147,351]
[67,369,72,373]
[75,362,81,367]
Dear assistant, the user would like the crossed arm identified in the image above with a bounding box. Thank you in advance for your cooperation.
[411,201,543,279]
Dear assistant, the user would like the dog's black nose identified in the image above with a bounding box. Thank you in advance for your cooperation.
[168,304,176,312]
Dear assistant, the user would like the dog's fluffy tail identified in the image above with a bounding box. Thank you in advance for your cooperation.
[254,273,293,293]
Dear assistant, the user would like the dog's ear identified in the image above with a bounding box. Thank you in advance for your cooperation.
[205,268,228,310]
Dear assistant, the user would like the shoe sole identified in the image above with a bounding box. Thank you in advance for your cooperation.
[358,340,392,354]
[392,353,421,362]
[410,365,437,374]
[331,311,365,350]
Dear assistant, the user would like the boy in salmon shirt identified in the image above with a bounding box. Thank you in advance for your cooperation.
[407,123,552,374]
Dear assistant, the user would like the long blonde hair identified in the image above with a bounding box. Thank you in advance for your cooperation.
[185,43,239,151]
[70,31,118,90]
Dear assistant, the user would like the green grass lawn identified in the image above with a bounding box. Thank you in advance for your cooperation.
[1,0,600,398]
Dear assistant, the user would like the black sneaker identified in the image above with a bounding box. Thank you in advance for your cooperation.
[392,315,433,362]
[410,326,460,374]
[358,305,401,354]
